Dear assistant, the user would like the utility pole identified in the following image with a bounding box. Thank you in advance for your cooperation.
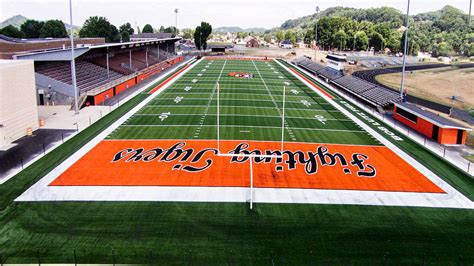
[400,0,411,98]
[314,5,320,62]
[69,0,79,114]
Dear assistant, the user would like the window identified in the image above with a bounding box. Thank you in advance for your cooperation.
[396,107,418,123]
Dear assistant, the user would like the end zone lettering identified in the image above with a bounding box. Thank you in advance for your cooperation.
[112,141,376,177]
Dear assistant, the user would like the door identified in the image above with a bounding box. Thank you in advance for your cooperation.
[432,125,439,141]
[456,129,464,145]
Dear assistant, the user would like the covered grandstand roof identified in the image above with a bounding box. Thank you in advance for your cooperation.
[14,37,181,61]
[395,102,471,130]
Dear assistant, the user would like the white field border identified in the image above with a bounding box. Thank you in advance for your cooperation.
[14,59,473,209]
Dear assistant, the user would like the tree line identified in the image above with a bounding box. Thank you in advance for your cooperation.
[275,5,473,57]
[0,17,180,43]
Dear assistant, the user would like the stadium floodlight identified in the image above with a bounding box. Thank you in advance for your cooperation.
[69,0,79,114]
[174,8,179,36]
[400,0,411,98]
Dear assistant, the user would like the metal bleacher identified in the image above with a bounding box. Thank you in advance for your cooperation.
[292,57,401,107]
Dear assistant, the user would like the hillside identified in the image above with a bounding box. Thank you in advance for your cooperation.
[0,15,28,28]
[214,26,267,33]
[0,14,79,29]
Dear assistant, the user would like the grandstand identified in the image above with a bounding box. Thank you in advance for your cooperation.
[15,38,183,106]
[292,57,401,107]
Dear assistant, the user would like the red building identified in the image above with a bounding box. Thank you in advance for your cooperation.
[393,102,471,145]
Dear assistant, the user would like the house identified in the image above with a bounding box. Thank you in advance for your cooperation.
[246,38,260,48]
[280,40,293,49]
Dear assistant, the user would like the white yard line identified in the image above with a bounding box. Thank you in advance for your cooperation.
[252,61,296,141]
[133,113,353,121]
[142,105,341,112]
[194,60,228,138]
[121,124,366,133]
[153,97,331,105]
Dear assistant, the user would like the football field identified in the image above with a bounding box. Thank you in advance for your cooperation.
[2,57,474,264]
[17,58,471,208]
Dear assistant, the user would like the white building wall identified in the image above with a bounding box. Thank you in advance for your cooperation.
[0,60,39,147]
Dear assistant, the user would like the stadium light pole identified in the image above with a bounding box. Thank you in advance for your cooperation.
[174,8,179,37]
[314,5,320,62]
[400,0,411,99]
[469,0,472,25]
[69,0,79,114]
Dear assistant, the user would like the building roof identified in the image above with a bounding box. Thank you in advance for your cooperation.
[0,34,103,44]
[131,32,173,39]
[395,102,471,130]
[14,37,181,61]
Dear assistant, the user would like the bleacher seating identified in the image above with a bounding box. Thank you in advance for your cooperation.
[36,60,124,93]
[292,57,401,107]
[332,76,401,106]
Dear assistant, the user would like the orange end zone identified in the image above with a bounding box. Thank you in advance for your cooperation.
[148,64,190,94]
[288,68,335,100]
[50,140,444,193]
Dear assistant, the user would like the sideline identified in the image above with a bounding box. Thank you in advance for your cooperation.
[275,58,473,209]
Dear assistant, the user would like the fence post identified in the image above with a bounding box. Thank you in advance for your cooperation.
[443,148,446,158]
[61,133,64,143]
[112,249,116,266]
[20,157,24,169]
[42,143,46,155]
[468,162,471,173]
[73,249,77,266]
[89,117,92,126]
[424,137,426,146]
[100,110,103,118]
[37,249,41,266]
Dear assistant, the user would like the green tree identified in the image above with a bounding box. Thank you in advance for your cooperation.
[79,16,113,42]
[275,30,285,43]
[109,25,121,43]
[20,20,44,38]
[285,30,296,44]
[0,25,25,38]
[432,42,453,57]
[369,32,385,52]
[142,24,154,33]
[39,20,68,38]
[334,29,347,50]
[263,34,272,43]
[181,28,194,39]
[354,31,369,50]
[119,23,134,42]
[164,26,178,37]
[193,22,212,50]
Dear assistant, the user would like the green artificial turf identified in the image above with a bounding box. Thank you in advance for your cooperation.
[0,58,473,264]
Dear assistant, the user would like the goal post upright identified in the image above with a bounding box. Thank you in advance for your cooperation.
[250,157,254,210]
[217,82,220,153]
[281,85,286,153]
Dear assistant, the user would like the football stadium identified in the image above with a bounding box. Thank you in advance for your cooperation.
[0,1,473,265]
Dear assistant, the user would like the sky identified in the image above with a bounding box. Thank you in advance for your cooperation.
[0,0,471,30]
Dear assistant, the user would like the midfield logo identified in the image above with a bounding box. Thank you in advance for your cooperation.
[112,142,376,177]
